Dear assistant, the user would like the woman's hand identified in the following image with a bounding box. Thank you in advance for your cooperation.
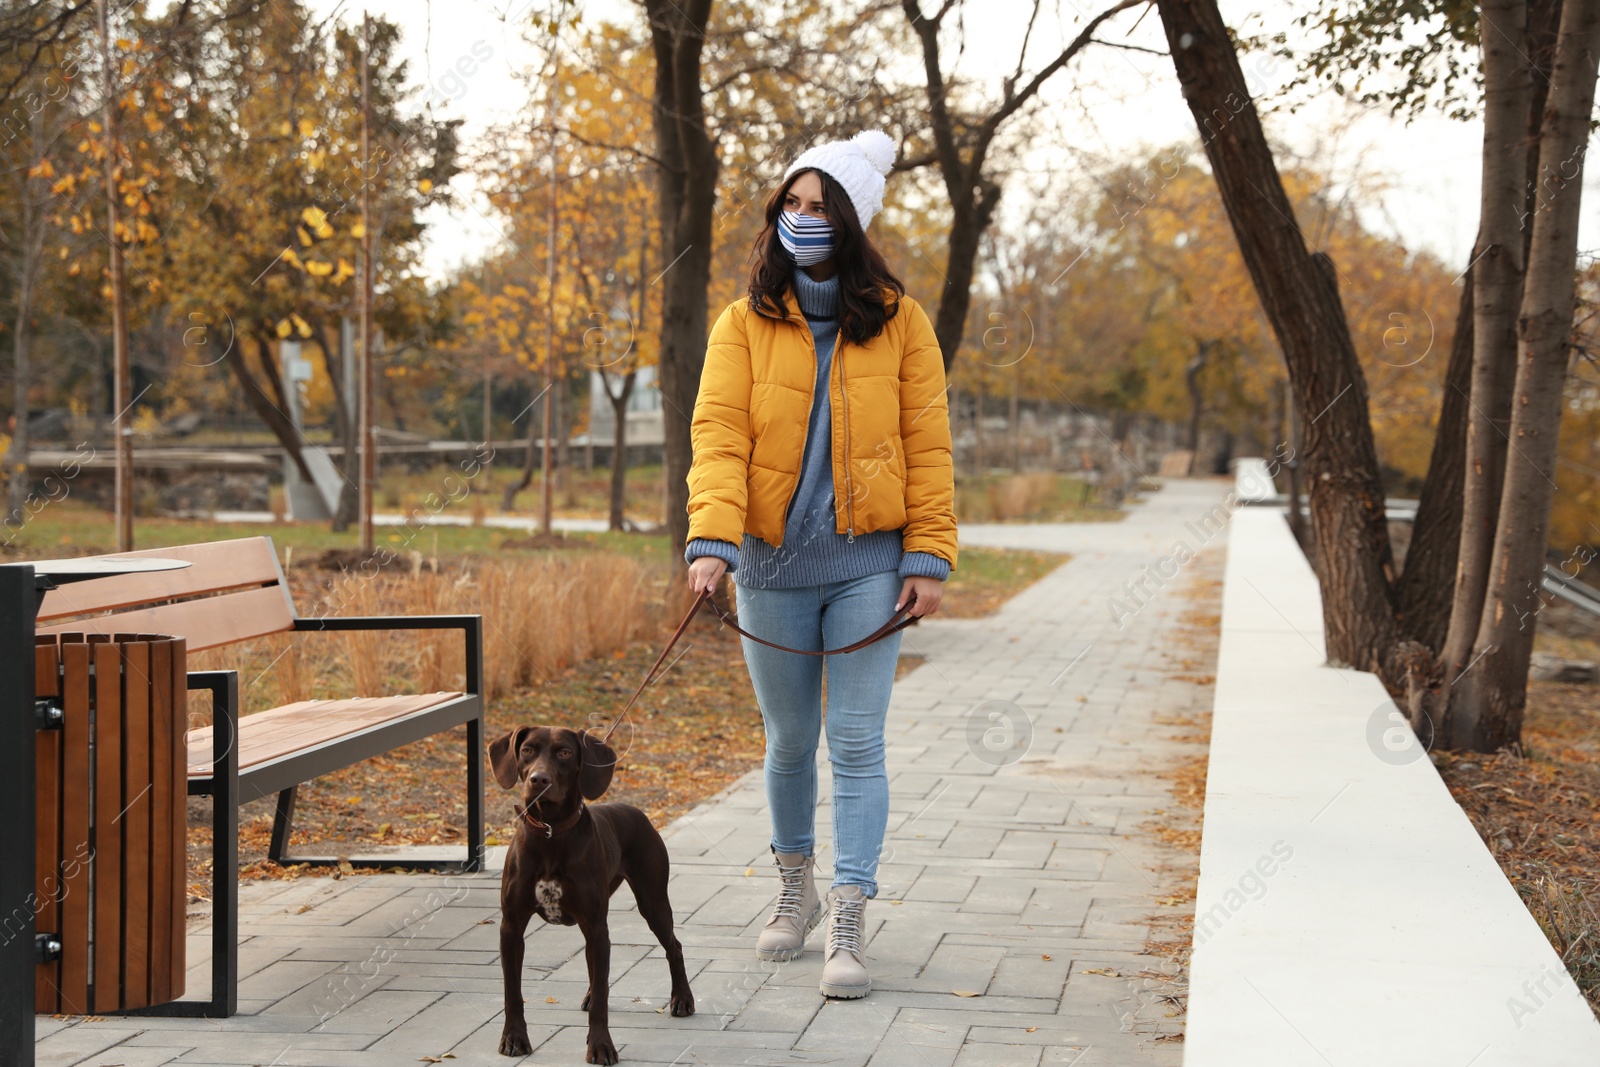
[688,555,728,596]
[896,576,942,617]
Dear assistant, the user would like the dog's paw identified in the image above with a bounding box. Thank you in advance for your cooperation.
[498,1027,533,1057]
[670,987,695,1017]
[585,1029,619,1065]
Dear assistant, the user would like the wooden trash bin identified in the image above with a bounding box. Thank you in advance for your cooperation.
[34,632,187,1014]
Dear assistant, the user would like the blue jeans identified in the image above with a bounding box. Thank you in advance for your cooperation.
[734,568,903,899]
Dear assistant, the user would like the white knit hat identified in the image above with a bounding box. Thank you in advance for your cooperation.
[782,130,896,230]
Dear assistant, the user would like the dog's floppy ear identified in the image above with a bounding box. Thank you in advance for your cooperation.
[578,730,617,801]
[488,726,532,790]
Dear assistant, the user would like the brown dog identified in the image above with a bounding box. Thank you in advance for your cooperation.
[489,725,694,1064]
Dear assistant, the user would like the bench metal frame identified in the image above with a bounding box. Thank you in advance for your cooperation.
[266,615,484,871]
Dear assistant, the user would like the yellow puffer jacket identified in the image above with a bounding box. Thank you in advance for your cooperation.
[685,290,958,572]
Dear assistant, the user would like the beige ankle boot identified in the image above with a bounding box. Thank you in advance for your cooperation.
[818,884,871,998]
[755,847,825,961]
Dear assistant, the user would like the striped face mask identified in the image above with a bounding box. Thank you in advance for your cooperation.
[777,210,835,266]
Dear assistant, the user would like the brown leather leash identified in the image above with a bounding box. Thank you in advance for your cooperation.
[598,585,920,746]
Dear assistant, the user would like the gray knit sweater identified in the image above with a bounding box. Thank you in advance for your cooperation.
[684,269,951,589]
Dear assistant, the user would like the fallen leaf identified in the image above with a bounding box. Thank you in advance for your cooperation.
[295,904,312,914]
[1083,967,1119,977]
[1026,1026,1037,1033]
[952,989,982,998]
[1041,954,1051,960]
[744,868,754,876]
[546,996,558,1003]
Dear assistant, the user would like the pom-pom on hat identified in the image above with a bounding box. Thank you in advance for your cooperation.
[782,130,896,231]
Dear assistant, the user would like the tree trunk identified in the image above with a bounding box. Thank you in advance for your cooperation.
[1437,1,1531,716]
[610,207,645,533]
[100,0,132,550]
[1450,0,1600,751]
[585,374,595,473]
[227,332,315,483]
[930,179,1001,370]
[8,289,32,520]
[1393,252,1475,652]
[1009,363,1020,472]
[1414,0,1569,747]
[1283,378,1308,552]
[1185,339,1209,453]
[7,188,41,519]
[556,366,569,500]
[608,369,636,530]
[1155,0,1404,677]
[973,386,985,473]
[502,374,543,510]
[311,321,358,532]
[6,107,58,521]
[645,0,717,579]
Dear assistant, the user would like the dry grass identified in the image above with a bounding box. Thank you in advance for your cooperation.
[954,470,1122,523]
[188,551,672,712]
[1104,549,1225,1044]
[989,471,1057,519]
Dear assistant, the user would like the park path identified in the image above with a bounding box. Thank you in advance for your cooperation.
[36,479,1232,1067]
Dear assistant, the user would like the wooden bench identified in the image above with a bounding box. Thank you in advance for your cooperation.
[36,536,484,1018]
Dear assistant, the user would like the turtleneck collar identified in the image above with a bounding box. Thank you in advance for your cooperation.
[792,268,840,322]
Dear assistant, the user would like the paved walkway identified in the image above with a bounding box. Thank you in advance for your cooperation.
[38,479,1232,1067]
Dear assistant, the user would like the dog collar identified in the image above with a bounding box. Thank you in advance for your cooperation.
[514,800,587,839]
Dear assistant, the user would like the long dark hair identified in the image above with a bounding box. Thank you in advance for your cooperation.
[747,167,904,346]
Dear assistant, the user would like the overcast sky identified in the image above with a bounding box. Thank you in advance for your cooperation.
[304,0,1598,285]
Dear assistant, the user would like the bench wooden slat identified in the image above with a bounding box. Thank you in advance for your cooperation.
[192,696,463,758]
[39,584,295,652]
[186,693,465,778]
[91,639,124,1013]
[36,538,287,622]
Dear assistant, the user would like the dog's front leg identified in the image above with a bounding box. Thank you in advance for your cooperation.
[578,913,617,1065]
[498,905,535,1057]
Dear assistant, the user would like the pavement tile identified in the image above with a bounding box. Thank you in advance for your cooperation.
[952,1042,1044,1067]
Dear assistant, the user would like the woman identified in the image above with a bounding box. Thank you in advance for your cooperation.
[682,129,958,999]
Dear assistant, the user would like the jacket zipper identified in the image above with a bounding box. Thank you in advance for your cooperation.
[782,308,856,545]
[778,314,816,548]
[837,331,854,542]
